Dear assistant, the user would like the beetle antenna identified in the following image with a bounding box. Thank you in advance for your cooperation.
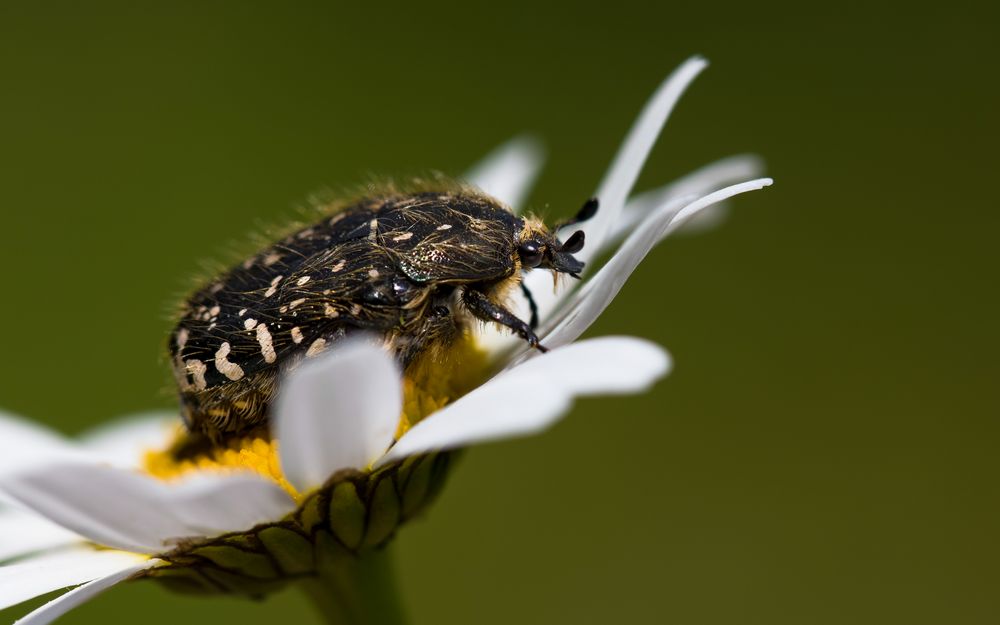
[557,229,586,254]
[555,197,599,230]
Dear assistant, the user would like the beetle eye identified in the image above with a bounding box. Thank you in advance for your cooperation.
[519,241,543,268]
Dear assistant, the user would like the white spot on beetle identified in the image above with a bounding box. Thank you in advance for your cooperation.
[392,232,414,242]
[368,269,380,279]
[437,224,452,231]
[368,219,378,242]
[264,275,283,298]
[214,342,245,381]
[351,303,362,315]
[291,327,304,344]
[209,306,221,318]
[185,359,208,391]
[238,308,248,317]
[306,338,327,357]
[324,303,339,318]
[331,260,346,273]
[296,276,311,286]
[176,328,189,350]
[289,298,306,310]
[263,253,282,266]
[256,324,277,364]
[244,318,258,330]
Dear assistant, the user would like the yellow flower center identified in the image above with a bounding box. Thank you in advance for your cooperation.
[143,337,488,501]
[144,435,299,498]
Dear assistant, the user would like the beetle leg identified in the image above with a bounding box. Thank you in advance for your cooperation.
[520,281,540,330]
[463,288,548,352]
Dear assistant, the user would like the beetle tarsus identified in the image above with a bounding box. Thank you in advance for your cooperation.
[463,287,543,350]
[520,281,540,330]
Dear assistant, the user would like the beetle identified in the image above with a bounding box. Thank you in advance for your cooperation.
[169,181,597,440]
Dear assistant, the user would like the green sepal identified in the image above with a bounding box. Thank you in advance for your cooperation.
[400,455,434,520]
[189,544,278,579]
[363,476,400,547]
[144,452,456,599]
[198,566,285,597]
[394,455,421,492]
[328,481,366,550]
[297,492,324,532]
[314,529,355,577]
[258,526,315,575]
[146,566,219,596]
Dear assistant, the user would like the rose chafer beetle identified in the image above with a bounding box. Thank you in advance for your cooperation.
[170,182,596,440]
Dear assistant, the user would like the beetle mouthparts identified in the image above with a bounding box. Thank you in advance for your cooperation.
[552,252,585,276]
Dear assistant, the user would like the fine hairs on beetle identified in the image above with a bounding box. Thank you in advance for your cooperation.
[169,179,598,442]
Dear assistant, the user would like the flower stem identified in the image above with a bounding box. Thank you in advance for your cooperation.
[300,542,409,625]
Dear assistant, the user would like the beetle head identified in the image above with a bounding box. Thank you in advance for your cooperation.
[517,198,598,279]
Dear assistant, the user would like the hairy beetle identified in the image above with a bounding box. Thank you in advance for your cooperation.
[170,181,596,439]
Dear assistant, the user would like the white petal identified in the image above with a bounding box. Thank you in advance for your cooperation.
[535,179,773,352]
[498,336,671,395]
[0,547,146,611]
[0,411,89,479]
[611,154,766,244]
[575,56,709,264]
[13,557,156,625]
[670,203,729,234]
[274,339,402,492]
[379,337,669,465]
[1,463,295,553]
[78,412,177,469]
[463,135,545,211]
[474,60,716,359]
[0,509,81,562]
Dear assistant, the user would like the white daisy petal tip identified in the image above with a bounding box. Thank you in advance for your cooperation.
[274,336,403,492]
[78,411,178,469]
[676,174,773,234]
[535,177,773,353]
[670,177,772,227]
[0,462,295,554]
[511,336,672,396]
[0,547,150,613]
[11,557,158,625]
[0,508,82,562]
[611,153,768,243]
[378,336,671,466]
[463,134,546,211]
[0,411,93,480]
[580,56,712,259]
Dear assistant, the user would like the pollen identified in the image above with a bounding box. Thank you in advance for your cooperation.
[144,435,301,500]
[396,335,488,437]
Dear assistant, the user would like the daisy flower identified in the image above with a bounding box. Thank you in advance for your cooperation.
[0,56,771,625]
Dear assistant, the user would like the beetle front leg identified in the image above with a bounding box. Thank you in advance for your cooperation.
[462,288,548,352]
[520,281,540,330]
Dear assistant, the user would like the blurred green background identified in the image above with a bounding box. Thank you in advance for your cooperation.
[1,1,997,624]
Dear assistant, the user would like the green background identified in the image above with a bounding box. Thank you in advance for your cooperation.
[1,1,996,624]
